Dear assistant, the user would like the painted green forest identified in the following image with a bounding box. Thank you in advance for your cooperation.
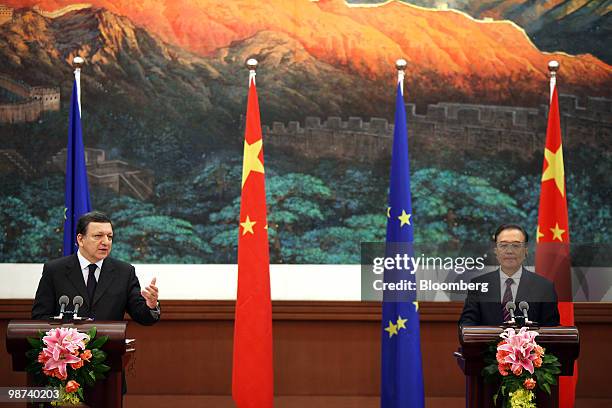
[1,106,609,264]
[1,1,610,264]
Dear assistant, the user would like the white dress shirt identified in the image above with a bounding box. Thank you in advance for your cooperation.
[499,266,523,303]
[77,251,103,285]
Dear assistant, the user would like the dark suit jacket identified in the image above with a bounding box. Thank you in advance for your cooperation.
[32,254,159,325]
[459,268,560,327]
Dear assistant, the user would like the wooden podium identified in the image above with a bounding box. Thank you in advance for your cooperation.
[456,326,579,408]
[6,320,134,408]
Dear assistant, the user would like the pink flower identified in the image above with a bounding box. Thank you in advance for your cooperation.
[65,380,80,393]
[42,328,89,360]
[497,327,540,375]
[40,328,88,379]
[496,350,510,364]
[37,351,48,364]
[524,378,536,390]
[80,349,92,362]
[70,360,84,370]
[498,363,509,376]
[41,348,80,379]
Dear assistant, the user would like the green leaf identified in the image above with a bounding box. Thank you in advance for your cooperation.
[87,327,97,340]
[89,335,109,349]
[543,372,555,384]
[542,382,551,394]
[92,350,107,364]
[27,336,43,348]
[94,364,111,373]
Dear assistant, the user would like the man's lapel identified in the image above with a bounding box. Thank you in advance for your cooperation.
[489,269,503,322]
[64,254,89,302]
[93,258,117,306]
[489,269,501,303]
[515,268,533,303]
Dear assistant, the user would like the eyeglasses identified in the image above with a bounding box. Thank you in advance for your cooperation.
[496,242,526,251]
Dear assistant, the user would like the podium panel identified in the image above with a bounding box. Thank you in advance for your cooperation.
[456,326,579,408]
[6,320,133,408]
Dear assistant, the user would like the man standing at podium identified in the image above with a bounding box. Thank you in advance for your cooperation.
[459,224,559,326]
[32,211,160,324]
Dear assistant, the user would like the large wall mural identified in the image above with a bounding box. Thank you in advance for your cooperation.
[0,0,610,264]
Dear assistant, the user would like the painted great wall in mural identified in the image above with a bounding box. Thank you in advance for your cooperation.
[264,94,612,162]
[0,0,610,263]
[0,74,60,123]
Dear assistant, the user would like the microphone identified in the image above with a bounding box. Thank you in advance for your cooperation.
[505,301,516,323]
[519,301,531,324]
[72,296,84,320]
[54,295,70,319]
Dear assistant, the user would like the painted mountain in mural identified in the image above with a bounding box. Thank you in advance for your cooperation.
[4,0,611,106]
[0,6,388,137]
[388,0,611,64]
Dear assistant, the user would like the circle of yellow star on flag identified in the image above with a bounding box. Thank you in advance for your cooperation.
[541,146,565,197]
[398,210,411,227]
[242,139,264,188]
[550,222,565,241]
[240,215,256,236]
[384,320,398,338]
[536,226,545,242]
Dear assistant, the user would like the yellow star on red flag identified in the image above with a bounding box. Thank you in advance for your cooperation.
[550,222,565,241]
[241,139,264,188]
[541,146,565,197]
[240,215,257,235]
[536,226,545,242]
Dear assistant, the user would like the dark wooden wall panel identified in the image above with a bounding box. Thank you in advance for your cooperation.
[1,300,611,402]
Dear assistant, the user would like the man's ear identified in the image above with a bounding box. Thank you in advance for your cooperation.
[76,234,83,247]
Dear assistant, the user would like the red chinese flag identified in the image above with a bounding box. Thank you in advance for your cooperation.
[535,84,576,407]
[232,76,273,408]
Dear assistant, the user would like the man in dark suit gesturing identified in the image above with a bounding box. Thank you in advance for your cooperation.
[32,211,160,324]
[459,224,559,327]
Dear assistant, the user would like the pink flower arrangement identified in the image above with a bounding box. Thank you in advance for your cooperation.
[484,326,560,408]
[38,328,90,380]
[26,326,110,405]
[496,327,543,376]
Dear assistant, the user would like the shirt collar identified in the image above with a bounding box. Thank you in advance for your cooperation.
[76,250,104,271]
[500,266,522,283]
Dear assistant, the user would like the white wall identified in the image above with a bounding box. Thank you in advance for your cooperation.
[0,264,361,300]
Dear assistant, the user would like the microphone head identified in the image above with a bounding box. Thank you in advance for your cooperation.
[519,301,529,311]
[73,296,84,306]
[505,301,516,312]
[59,295,69,306]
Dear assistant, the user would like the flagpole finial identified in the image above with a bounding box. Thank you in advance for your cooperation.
[246,58,258,71]
[396,59,407,71]
[548,60,559,76]
[547,60,559,101]
[395,59,407,92]
[73,56,84,69]
[246,58,258,84]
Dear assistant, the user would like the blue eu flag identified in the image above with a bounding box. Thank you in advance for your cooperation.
[63,79,91,255]
[380,83,425,407]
